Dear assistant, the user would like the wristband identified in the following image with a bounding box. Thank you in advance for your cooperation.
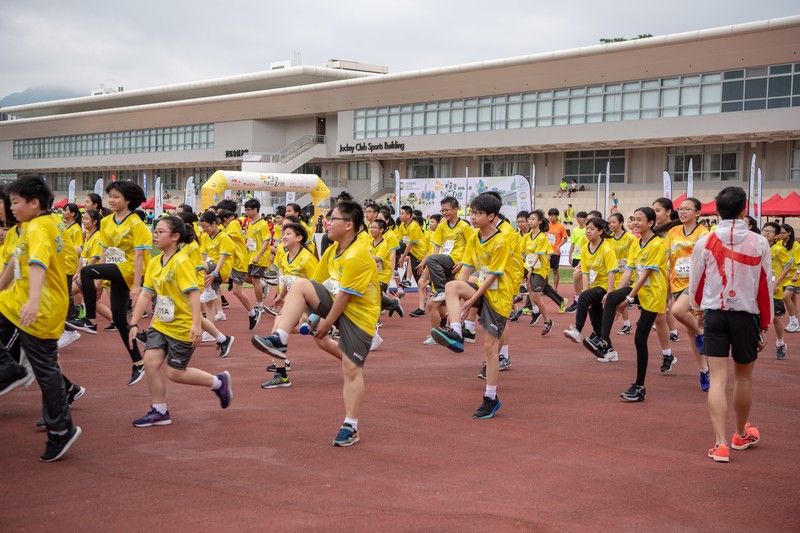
[626,295,635,304]
[214,271,221,278]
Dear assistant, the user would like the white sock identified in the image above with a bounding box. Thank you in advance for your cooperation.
[211,376,222,390]
[790,315,798,325]
[499,345,509,357]
[248,308,256,317]
[464,320,475,333]
[623,320,631,327]
[777,339,785,347]
[215,332,226,343]
[531,306,540,314]
[276,329,289,345]
[485,385,497,400]
[153,403,167,414]
[344,417,358,430]
[662,349,672,357]
[450,322,463,336]
[670,329,678,336]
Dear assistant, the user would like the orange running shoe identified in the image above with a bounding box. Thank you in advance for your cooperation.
[731,423,760,450]
[708,444,730,463]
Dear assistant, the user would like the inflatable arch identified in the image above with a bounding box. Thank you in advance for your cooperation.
[201,170,331,218]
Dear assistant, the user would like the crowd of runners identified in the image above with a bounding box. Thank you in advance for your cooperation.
[0,175,782,463]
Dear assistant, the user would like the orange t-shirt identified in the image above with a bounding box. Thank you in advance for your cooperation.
[546,222,569,256]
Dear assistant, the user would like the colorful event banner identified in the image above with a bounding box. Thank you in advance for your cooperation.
[398,175,531,220]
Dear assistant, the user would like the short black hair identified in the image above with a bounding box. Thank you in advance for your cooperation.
[5,174,53,211]
[335,200,364,232]
[715,187,747,220]
[244,198,260,211]
[106,181,146,212]
[469,192,501,216]
[441,196,459,210]
[216,199,238,213]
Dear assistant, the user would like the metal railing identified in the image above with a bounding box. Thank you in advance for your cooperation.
[268,134,325,163]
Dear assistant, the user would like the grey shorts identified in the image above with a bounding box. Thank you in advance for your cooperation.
[230,268,247,285]
[774,298,786,317]
[205,261,223,291]
[310,280,373,367]
[248,265,268,279]
[466,282,507,338]
[529,273,547,293]
[672,288,687,300]
[145,328,196,370]
[786,285,800,294]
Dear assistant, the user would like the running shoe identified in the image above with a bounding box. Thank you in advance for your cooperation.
[388,298,404,318]
[423,335,437,345]
[597,350,618,362]
[617,324,632,335]
[542,319,554,336]
[248,308,262,331]
[529,312,542,326]
[214,311,227,321]
[409,308,426,317]
[509,309,522,322]
[332,423,359,447]
[261,280,268,299]
[558,299,567,314]
[67,384,85,404]
[499,356,511,371]
[0,369,30,397]
[220,296,230,309]
[370,334,383,351]
[213,371,232,408]
[563,325,581,344]
[103,323,118,332]
[40,426,82,462]
[266,360,292,372]
[261,374,291,389]
[431,328,464,353]
[57,330,81,349]
[432,292,446,303]
[462,328,476,344]
[217,336,235,358]
[400,280,412,288]
[582,335,608,358]
[132,408,171,427]
[200,287,217,303]
[785,323,800,332]
[620,383,646,402]
[251,334,288,358]
[565,301,578,313]
[707,444,730,463]
[669,331,680,342]
[264,306,279,316]
[128,364,145,386]
[201,332,216,343]
[477,363,487,380]
[700,370,710,392]
[731,423,760,450]
[65,318,97,334]
[473,396,501,419]
[135,330,148,345]
[660,354,678,373]
[777,344,787,360]
[521,307,533,315]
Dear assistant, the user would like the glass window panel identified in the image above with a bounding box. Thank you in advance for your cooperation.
[681,75,700,84]
[437,109,450,125]
[569,97,585,115]
[743,100,766,110]
[641,90,659,109]
[768,76,792,97]
[702,73,721,83]
[623,82,640,90]
[536,100,551,117]
[569,114,585,124]
[425,110,437,126]
[768,97,791,109]
[770,64,792,75]
[553,99,568,116]
[522,92,537,101]
[586,95,603,113]
[662,77,679,87]
[700,103,721,114]
[642,79,660,89]
[724,70,744,80]
[622,110,639,120]
[661,88,679,107]
[621,92,639,110]
[553,116,568,125]
[700,83,721,103]
[492,106,506,122]
[586,113,603,123]
[478,106,491,122]
[450,109,463,125]
[587,85,603,94]
[365,117,377,131]
[377,116,388,129]
[680,106,699,116]
[464,107,477,124]
[554,89,569,97]
[744,78,767,99]
[507,103,521,120]
[794,75,800,95]
[570,87,586,96]
[722,101,743,112]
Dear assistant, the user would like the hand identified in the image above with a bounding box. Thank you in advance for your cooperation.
[461,297,476,319]
[189,324,203,346]
[273,294,284,308]
[204,274,215,287]
[129,287,142,309]
[314,317,332,339]
[19,300,40,328]
[415,262,425,274]
[601,294,608,306]
[452,262,463,275]
[127,327,138,350]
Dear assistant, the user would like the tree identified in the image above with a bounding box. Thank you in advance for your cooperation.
[599,34,653,44]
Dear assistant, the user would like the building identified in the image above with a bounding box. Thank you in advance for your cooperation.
[1,16,799,214]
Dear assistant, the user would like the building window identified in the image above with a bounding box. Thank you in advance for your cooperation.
[348,161,369,180]
[407,158,451,179]
[791,140,800,181]
[479,154,532,177]
[155,170,178,191]
[564,150,625,184]
[52,173,72,192]
[667,145,739,182]
[81,171,105,193]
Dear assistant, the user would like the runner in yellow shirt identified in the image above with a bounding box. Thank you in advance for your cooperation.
[781,224,800,334]
[607,212,637,334]
[127,215,232,428]
[57,203,85,348]
[524,210,567,335]
[244,198,271,311]
[198,211,235,322]
[763,222,793,359]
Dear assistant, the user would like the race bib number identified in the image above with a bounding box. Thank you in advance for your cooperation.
[13,248,21,280]
[674,257,691,279]
[589,269,598,285]
[402,236,410,244]
[546,233,556,245]
[284,274,298,291]
[441,240,455,255]
[246,238,257,252]
[478,266,498,290]
[636,265,651,287]
[322,278,341,296]
[106,247,126,264]
[154,295,176,323]
[525,254,539,269]
[617,259,627,269]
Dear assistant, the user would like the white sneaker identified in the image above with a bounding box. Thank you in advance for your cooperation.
[786,322,800,333]
[200,288,217,303]
[214,312,227,321]
[57,330,81,349]
[202,332,216,343]
[563,326,581,344]
[432,292,446,303]
[423,335,437,345]
[598,350,619,362]
[370,334,383,351]
[261,280,268,299]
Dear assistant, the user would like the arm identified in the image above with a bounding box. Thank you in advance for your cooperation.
[131,249,144,305]
[19,264,46,327]
[253,240,270,264]
[128,289,156,349]
[0,262,14,291]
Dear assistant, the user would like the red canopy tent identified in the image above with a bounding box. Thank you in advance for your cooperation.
[53,197,68,208]
[141,197,176,210]
[758,194,786,216]
[671,193,687,206]
[763,191,800,217]
[700,200,716,216]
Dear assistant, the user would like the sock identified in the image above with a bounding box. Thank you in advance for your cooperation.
[450,322,463,336]
[344,417,358,430]
[777,339,785,347]
[277,366,287,377]
[52,429,68,436]
[531,306,540,314]
[276,329,289,345]
[215,333,226,343]
[485,385,497,400]
[211,376,222,390]
[464,320,475,333]
[499,345,509,357]
[670,329,678,336]
[248,308,256,317]
[623,320,631,327]
[662,349,672,357]
[153,403,168,414]
[791,315,798,325]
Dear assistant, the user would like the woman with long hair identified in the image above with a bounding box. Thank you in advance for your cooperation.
[56,203,85,349]
[607,212,637,335]
[781,224,800,334]
[652,197,680,367]
[524,209,567,335]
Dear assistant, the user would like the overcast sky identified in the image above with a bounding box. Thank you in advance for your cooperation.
[1,0,798,99]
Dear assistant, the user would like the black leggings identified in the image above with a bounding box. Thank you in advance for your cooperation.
[600,286,658,385]
[66,275,77,321]
[575,287,606,335]
[79,263,142,363]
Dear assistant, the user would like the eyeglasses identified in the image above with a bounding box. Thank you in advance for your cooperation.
[153,230,173,236]
[678,207,697,212]
[330,216,350,223]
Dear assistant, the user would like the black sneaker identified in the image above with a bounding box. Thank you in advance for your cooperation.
[217,336,235,358]
[36,417,46,430]
[431,328,464,353]
[135,330,148,345]
[499,356,511,371]
[620,384,646,402]
[565,301,578,313]
[473,396,501,419]
[266,359,292,372]
[220,296,230,309]
[248,308,262,331]
[400,279,412,288]
[128,364,145,386]
[65,318,97,334]
[389,298,404,318]
[541,319,554,336]
[660,354,678,373]
[462,329,476,344]
[669,331,680,342]
[529,312,542,326]
[509,309,522,322]
[213,371,233,408]
[67,385,85,404]
[477,363,487,380]
[409,308,426,317]
[0,369,30,397]
[40,426,82,462]
[103,323,117,332]
[582,335,609,359]
[439,317,447,329]
[617,324,632,335]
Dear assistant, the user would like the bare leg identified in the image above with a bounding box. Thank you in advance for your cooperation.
[707,356,729,445]
[165,366,215,388]
[672,294,707,372]
[143,349,168,404]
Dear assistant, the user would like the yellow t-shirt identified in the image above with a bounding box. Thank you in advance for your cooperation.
[626,235,668,313]
[302,220,316,256]
[609,231,638,289]
[384,228,401,251]
[462,229,514,317]
[81,230,102,265]
[143,252,199,343]
[60,221,84,276]
[431,218,471,262]
[770,241,793,299]
[313,238,380,336]
[398,221,427,260]
[200,230,234,281]
[580,239,619,290]
[0,214,68,340]
[272,223,282,245]
[496,219,524,286]
[224,219,248,273]
[99,213,152,288]
[180,240,206,286]
[370,237,393,285]
[356,229,372,248]
[246,218,271,267]
[524,230,553,278]
[787,241,800,288]
[276,246,318,292]
[570,226,588,258]
[666,224,709,293]
[2,225,20,266]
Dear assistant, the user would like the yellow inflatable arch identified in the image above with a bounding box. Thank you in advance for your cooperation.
[201,170,331,218]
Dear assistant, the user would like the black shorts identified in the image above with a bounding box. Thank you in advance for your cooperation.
[774,298,786,317]
[529,273,547,293]
[145,328,196,370]
[466,282,507,338]
[549,255,560,271]
[571,258,580,268]
[702,310,759,365]
[248,265,268,279]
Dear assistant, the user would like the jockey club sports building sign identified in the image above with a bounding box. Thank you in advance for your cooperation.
[338,141,405,154]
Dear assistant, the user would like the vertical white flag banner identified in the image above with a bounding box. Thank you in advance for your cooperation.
[154,177,163,219]
[595,173,601,212]
[142,171,147,196]
[394,170,401,211]
[184,176,195,211]
[94,178,104,197]
[662,171,672,200]
[748,153,756,217]
[686,158,694,198]
[530,164,536,211]
[285,191,296,204]
[756,168,763,224]
[604,161,611,218]
[67,179,76,203]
